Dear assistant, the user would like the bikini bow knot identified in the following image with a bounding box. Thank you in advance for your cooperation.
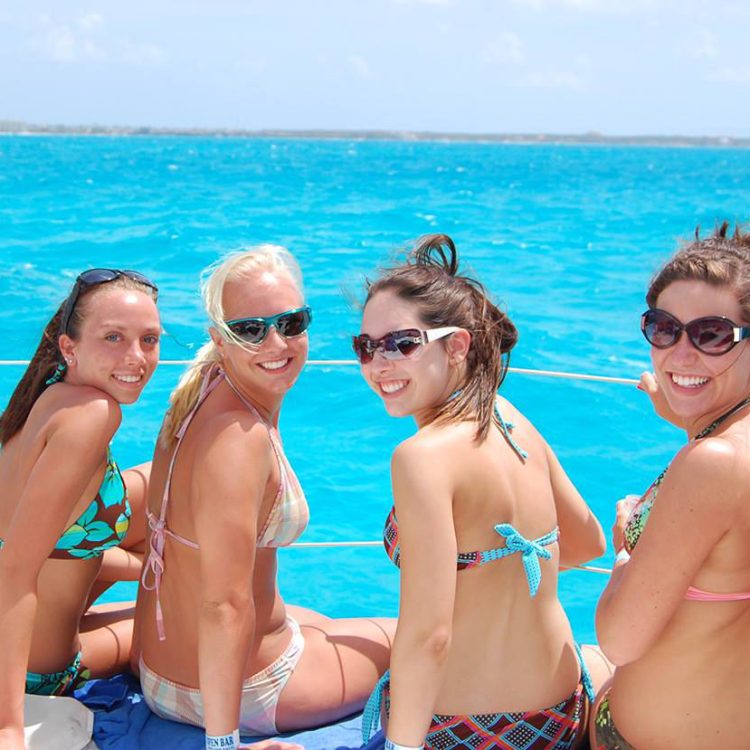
[494,523,558,597]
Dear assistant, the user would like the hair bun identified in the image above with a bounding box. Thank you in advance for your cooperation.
[413,234,460,276]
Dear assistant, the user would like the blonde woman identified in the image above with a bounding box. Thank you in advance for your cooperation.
[133,246,394,750]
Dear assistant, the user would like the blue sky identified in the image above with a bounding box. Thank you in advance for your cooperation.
[1,0,748,136]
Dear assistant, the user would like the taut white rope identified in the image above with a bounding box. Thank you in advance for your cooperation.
[0,359,640,385]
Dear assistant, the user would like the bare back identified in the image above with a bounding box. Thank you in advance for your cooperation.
[394,396,602,714]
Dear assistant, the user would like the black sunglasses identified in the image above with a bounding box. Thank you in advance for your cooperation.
[225,306,312,345]
[60,269,158,336]
[641,308,750,356]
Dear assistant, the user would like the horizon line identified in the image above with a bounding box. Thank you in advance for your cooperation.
[1,119,748,147]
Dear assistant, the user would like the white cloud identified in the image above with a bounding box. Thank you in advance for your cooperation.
[27,13,164,66]
[390,0,454,5]
[118,40,165,65]
[483,32,524,65]
[77,13,103,32]
[517,69,586,91]
[348,55,374,79]
[508,0,672,12]
[680,30,718,59]
[708,65,750,83]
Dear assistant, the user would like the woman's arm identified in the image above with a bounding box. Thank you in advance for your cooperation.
[386,438,457,748]
[0,395,120,738]
[543,441,606,568]
[596,438,736,665]
[192,416,272,738]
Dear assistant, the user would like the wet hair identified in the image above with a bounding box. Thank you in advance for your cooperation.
[647,223,750,321]
[160,244,303,448]
[0,275,157,446]
[365,234,518,442]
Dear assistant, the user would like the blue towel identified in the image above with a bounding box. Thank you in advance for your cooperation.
[76,675,385,750]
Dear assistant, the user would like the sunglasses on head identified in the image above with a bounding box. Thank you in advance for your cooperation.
[60,268,158,336]
[225,306,313,345]
[352,327,460,365]
[641,308,750,356]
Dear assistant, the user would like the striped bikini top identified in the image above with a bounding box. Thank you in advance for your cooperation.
[624,396,750,603]
[141,366,309,639]
[382,404,558,598]
[0,447,129,561]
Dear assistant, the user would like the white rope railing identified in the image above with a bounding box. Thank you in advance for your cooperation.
[0,359,640,386]
[0,357,623,576]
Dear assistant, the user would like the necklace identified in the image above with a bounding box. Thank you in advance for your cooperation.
[692,395,750,441]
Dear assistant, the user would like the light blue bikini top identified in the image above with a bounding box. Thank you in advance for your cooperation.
[382,404,559,597]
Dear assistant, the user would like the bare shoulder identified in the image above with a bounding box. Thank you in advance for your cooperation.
[392,424,466,478]
[191,408,275,484]
[494,395,534,432]
[47,385,122,444]
[668,433,750,512]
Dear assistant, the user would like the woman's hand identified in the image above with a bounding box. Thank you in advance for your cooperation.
[241,742,303,749]
[638,372,682,427]
[612,495,639,554]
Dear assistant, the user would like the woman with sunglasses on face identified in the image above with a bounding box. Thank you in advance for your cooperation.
[0,269,160,748]
[356,235,607,750]
[593,224,750,750]
[133,246,394,750]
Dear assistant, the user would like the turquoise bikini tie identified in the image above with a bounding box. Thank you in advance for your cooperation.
[481,525,559,597]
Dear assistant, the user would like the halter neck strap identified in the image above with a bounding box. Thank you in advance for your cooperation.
[693,395,750,441]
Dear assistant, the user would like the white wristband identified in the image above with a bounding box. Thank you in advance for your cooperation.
[615,548,631,565]
[384,738,423,750]
[206,730,240,749]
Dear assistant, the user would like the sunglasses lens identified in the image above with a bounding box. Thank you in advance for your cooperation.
[686,319,735,355]
[352,336,373,364]
[78,269,120,285]
[228,319,268,344]
[643,311,679,348]
[393,337,421,358]
[277,309,311,338]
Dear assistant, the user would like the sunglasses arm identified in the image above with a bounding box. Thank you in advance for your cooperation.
[423,327,461,343]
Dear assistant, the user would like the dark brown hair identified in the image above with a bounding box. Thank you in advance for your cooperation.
[0,276,156,445]
[365,234,518,441]
[647,222,750,320]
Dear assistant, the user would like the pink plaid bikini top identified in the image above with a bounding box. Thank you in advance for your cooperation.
[141,366,309,639]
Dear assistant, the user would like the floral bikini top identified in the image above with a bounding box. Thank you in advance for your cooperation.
[624,396,750,603]
[382,404,558,598]
[0,447,130,560]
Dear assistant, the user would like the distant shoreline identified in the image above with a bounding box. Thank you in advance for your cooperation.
[1,120,748,148]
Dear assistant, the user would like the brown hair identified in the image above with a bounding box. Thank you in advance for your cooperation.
[0,275,157,446]
[365,234,518,442]
[647,222,750,320]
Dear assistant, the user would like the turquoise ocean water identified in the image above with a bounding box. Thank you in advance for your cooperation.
[1,135,749,641]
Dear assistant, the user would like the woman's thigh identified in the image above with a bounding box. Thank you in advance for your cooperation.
[275,616,395,731]
[79,601,136,678]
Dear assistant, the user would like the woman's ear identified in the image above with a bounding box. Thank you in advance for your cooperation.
[209,327,225,355]
[58,334,76,366]
[447,329,472,365]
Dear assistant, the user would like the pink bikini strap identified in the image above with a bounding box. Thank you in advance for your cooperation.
[685,585,750,602]
[141,365,222,641]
